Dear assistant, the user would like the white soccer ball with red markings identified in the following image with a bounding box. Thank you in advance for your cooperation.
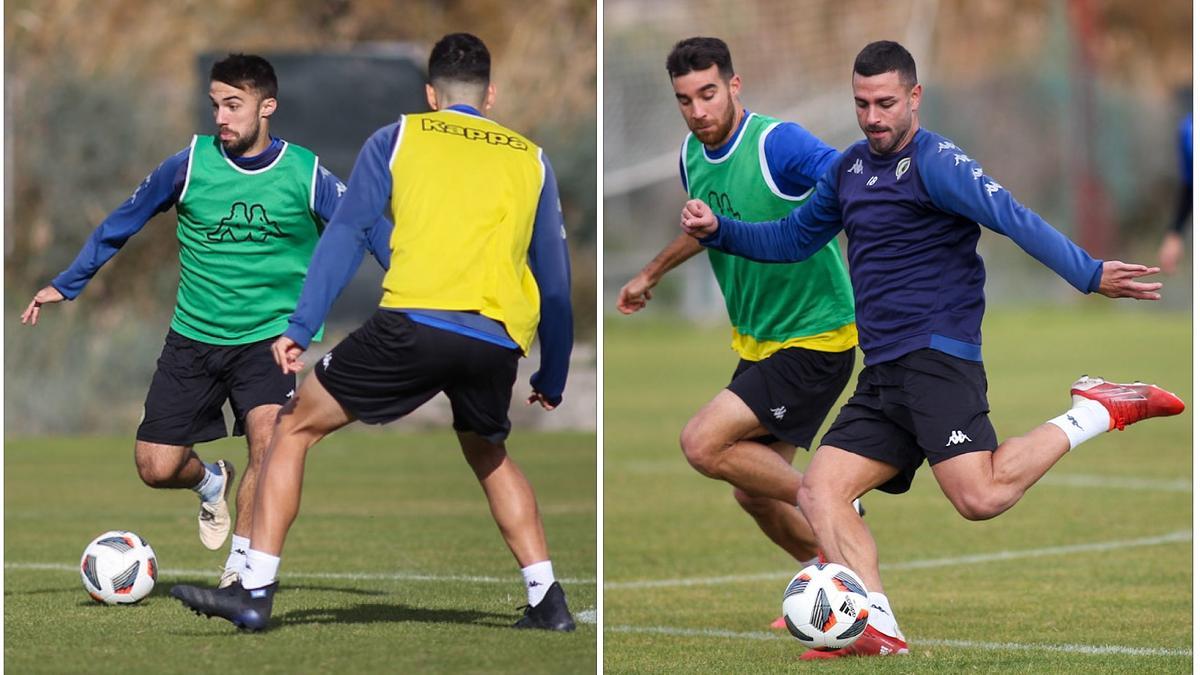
[781,562,870,650]
[80,530,157,604]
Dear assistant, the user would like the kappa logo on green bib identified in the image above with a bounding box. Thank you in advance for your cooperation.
[706,190,742,219]
[206,202,285,243]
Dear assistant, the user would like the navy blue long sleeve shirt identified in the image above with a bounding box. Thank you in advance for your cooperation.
[51,137,392,299]
[285,105,573,404]
[702,127,1103,366]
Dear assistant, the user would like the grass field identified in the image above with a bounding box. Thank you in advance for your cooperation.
[604,306,1192,673]
[5,429,596,673]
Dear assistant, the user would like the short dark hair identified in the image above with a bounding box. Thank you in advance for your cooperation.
[210,53,278,99]
[665,37,734,80]
[853,41,918,88]
[429,33,491,87]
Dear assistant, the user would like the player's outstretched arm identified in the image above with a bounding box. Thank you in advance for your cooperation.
[1095,261,1163,300]
[271,336,307,374]
[616,233,704,314]
[20,285,66,326]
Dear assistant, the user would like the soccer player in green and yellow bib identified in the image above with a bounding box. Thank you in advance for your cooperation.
[22,54,391,588]
[616,38,858,628]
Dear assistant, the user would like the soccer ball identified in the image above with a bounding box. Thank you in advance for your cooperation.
[781,562,870,650]
[80,531,157,604]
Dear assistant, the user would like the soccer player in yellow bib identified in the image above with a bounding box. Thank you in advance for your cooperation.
[170,33,576,633]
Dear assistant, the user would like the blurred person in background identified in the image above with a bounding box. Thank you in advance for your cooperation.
[616,37,860,630]
[1157,111,1191,273]
[170,33,576,633]
[21,53,391,589]
[683,40,1184,659]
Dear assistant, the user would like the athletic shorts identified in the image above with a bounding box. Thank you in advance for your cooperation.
[820,348,998,495]
[314,310,520,444]
[726,346,855,449]
[136,329,295,446]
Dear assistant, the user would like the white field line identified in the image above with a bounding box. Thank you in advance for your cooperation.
[605,530,1191,589]
[604,625,1191,658]
[1038,474,1191,492]
[3,562,594,586]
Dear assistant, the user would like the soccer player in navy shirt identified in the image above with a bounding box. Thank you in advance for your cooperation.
[682,41,1185,659]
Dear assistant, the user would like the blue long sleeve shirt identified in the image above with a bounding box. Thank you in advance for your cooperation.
[285,105,574,404]
[51,137,392,299]
[702,127,1103,366]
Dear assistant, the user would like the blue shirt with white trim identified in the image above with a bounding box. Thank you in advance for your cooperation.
[701,127,1103,366]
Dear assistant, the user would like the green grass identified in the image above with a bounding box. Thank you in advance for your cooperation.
[5,430,596,674]
[604,305,1191,673]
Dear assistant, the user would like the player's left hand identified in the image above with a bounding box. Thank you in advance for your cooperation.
[1097,261,1163,300]
[527,390,558,411]
[680,199,718,238]
[271,336,307,374]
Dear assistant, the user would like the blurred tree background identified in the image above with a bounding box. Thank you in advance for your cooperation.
[5,0,597,435]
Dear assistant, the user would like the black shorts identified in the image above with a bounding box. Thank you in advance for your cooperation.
[136,330,295,446]
[820,349,998,495]
[726,346,855,449]
[314,310,520,444]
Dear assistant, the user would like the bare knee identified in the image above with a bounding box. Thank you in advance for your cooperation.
[459,433,508,479]
[134,444,189,487]
[949,490,1012,521]
[679,417,725,477]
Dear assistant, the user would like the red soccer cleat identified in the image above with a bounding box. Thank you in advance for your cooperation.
[1070,376,1186,431]
[799,625,909,660]
[770,615,787,629]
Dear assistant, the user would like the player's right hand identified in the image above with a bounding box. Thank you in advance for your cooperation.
[21,285,66,326]
[680,199,718,238]
[616,274,654,314]
[271,336,307,374]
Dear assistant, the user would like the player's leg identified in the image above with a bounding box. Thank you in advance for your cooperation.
[931,375,1185,521]
[219,336,297,586]
[135,330,237,550]
[731,441,818,563]
[680,390,803,502]
[446,331,574,632]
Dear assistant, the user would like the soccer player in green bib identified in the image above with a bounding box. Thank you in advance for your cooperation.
[21,54,390,588]
[616,37,858,627]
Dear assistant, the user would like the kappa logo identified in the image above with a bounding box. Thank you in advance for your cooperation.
[207,202,284,243]
[984,181,1003,195]
[895,157,910,180]
[971,167,984,180]
[770,405,787,420]
[945,430,973,446]
[706,191,741,219]
[848,158,864,174]
[321,353,333,370]
[1066,414,1083,430]
[286,389,295,399]
[528,580,542,588]
[421,117,528,150]
[937,140,958,153]
[953,153,971,166]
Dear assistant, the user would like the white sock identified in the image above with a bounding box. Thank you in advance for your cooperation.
[1047,399,1110,450]
[242,548,281,590]
[521,560,555,606]
[191,462,224,503]
[866,591,904,639]
[225,535,250,575]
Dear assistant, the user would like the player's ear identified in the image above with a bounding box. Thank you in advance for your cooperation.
[425,84,439,111]
[259,96,277,119]
[728,73,741,97]
[909,83,922,111]
[484,83,496,113]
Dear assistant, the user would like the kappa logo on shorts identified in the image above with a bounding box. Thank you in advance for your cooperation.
[321,353,333,370]
[770,405,787,420]
[945,430,973,446]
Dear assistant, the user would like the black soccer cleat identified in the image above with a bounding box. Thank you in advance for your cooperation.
[170,581,277,632]
[513,581,576,632]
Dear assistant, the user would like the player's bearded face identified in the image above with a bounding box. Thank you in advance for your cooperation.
[209,80,269,157]
[673,67,741,148]
[853,71,922,155]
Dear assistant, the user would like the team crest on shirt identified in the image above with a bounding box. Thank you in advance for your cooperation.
[895,158,911,180]
[206,202,284,243]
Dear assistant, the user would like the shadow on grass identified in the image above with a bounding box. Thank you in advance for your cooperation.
[277,602,513,628]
